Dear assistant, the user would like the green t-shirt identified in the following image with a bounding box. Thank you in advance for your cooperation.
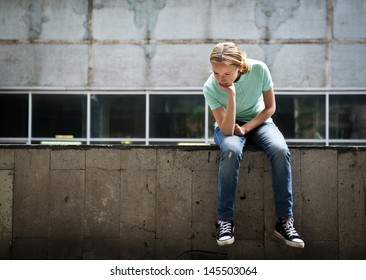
[203,59,274,125]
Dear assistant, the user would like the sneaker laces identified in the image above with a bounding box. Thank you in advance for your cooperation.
[281,217,299,237]
[218,221,232,236]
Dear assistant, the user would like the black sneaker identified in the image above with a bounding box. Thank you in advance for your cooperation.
[216,220,235,246]
[274,217,305,249]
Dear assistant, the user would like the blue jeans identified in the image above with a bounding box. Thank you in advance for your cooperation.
[213,122,293,222]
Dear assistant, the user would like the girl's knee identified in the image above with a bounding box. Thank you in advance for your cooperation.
[221,146,243,160]
[218,135,245,161]
[220,139,243,154]
[267,144,290,161]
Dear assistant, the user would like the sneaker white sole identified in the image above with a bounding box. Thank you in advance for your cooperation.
[274,230,305,249]
[217,236,235,246]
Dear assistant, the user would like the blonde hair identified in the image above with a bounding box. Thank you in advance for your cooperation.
[210,42,250,74]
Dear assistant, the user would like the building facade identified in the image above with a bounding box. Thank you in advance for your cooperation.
[1,0,366,145]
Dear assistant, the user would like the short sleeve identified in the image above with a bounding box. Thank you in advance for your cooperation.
[203,88,222,110]
[261,63,274,92]
[203,78,222,110]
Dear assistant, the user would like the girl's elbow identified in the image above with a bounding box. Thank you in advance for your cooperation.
[220,126,234,136]
[271,107,276,116]
[223,127,235,136]
[224,131,234,136]
[267,105,276,116]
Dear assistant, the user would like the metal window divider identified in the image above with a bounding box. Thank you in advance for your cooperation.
[87,92,91,145]
[28,91,32,145]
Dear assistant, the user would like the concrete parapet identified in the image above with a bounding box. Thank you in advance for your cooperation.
[0,145,365,259]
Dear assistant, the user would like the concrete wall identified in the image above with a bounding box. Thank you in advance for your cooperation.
[0,146,365,260]
[0,0,366,88]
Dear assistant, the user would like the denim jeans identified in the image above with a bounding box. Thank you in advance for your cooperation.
[213,122,293,222]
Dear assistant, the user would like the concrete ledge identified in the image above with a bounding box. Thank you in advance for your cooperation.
[0,145,365,259]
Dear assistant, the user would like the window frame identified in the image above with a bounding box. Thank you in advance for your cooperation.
[1,87,366,146]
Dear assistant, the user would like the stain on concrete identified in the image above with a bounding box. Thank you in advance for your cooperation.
[260,44,283,70]
[255,0,300,40]
[72,0,89,40]
[145,183,153,195]
[19,0,50,39]
[72,0,88,15]
[127,0,166,33]
[127,0,167,59]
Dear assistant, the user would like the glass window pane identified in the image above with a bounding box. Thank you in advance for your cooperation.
[329,95,366,139]
[0,94,28,137]
[91,95,145,138]
[150,95,205,138]
[32,94,86,138]
[273,95,326,139]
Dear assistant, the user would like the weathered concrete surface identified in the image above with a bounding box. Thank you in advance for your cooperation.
[0,149,14,259]
[0,44,88,86]
[0,170,13,259]
[338,150,366,259]
[0,145,365,260]
[1,0,366,87]
[13,149,50,237]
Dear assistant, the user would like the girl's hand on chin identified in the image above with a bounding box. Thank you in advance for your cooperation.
[218,83,236,96]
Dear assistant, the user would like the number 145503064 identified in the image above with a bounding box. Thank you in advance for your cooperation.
[203,266,257,276]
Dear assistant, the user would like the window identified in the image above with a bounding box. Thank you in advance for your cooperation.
[91,95,145,139]
[0,94,28,140]
[32,94,87,141]
[274,94,325,141]
[1,89,365,146]
[149,95,205,139]
[329,95,366,140]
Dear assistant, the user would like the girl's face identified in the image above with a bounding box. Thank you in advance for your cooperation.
[211,63,240,87]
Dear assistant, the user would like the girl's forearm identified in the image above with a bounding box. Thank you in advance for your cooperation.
[219,92,236,135]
